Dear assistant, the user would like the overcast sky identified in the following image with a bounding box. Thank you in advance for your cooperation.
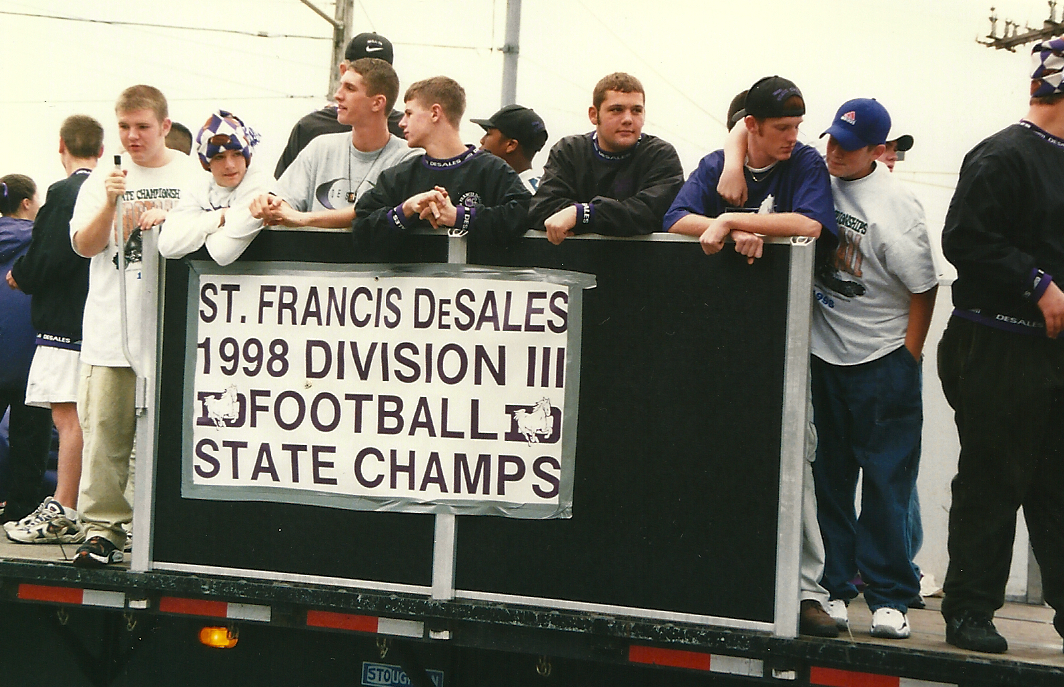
[0,0,1047,259]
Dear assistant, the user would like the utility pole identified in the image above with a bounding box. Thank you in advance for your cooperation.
[500,0,522,107]
[979,1,1064,51]
[301,0,354,98]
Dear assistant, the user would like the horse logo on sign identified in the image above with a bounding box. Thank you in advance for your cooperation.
[509,398,558,445]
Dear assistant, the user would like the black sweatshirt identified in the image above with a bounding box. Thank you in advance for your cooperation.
[943,122,1064,335]
[354,146,530,260]
[9,169,91,341]
[528,133,683,236]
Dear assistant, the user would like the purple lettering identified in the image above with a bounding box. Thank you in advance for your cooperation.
[200,283,218,323]
[497,455,525,495]
[301,286,322,325]
[305,340,331,379]
[194,438,220,478]
[351,286,372,326]
[548,291,568,333]
[420,452,448,492]
[408,396,436,436]
[222,440,248,480]
[524,291,546,332]
[440,398,463,438]
[311,392,341,432]
[277,285,298,324]
[312,446,337,485]
[437,343,468,385]
[355,447,384,487]
[275,390,305,430]
[282,443,307,483]
[257,285,276,324]
[345,393,372,432]
[390,449,415,490]
[251,443,280,481]
[454,453,490,494]
[532,456,560,498]
[414,288,434,328]
[378,395,403,434]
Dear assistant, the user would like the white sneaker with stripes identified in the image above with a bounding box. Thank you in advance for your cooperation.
[6,498,85,544]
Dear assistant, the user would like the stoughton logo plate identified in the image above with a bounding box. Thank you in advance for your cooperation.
[361,662,443,687]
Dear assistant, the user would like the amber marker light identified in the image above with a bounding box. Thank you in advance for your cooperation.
[199,626,239,649]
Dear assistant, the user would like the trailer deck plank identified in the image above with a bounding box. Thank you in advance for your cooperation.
[841,596,1064,666]
[0,538,129,570]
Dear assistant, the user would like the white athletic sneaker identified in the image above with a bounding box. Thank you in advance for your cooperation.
[6,498,85,544]
[870,607,911,639]
[4,499,49,534]
[826,599,849,629]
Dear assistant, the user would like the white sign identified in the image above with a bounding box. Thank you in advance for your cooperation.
[181,262,594,518]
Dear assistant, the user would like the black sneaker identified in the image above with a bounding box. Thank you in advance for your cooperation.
[72,536,124,568]
[945,611,1008,653]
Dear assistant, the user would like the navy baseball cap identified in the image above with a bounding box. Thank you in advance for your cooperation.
[471,104,549,154]
[743,76,804,119]
[820,98,891,151]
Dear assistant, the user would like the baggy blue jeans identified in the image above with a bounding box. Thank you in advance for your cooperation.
[811,346,921,612]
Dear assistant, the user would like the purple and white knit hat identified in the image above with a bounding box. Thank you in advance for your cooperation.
[1031,37,1064,97]
[196,110,260,171]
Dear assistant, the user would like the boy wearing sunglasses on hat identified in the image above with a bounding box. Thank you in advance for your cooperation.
[159,110,270,266]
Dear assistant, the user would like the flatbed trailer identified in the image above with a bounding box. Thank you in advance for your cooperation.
[1,542,1062,686]
[1,228,1061,687]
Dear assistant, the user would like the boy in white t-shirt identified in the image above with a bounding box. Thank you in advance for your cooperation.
[69,84,201,567]
[159,110,269,265]
[251,58,418,230]
[810,98,938,639]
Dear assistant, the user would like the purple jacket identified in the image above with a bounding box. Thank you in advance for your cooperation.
[0,216,36,387]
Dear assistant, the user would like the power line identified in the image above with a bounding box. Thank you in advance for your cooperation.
[892,170,961,177]
[894,177,957,191]
[0,95,322,106]
[392,40,495,52]
[0,9,328,39]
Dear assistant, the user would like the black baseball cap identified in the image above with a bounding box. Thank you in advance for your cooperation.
[742,76,805,119]
[471,104,549,155]
[345,32,393,64]
[726,90,748,131]
[889,134,914,152]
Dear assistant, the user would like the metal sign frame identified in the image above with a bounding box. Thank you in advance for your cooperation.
[134,231,813,639]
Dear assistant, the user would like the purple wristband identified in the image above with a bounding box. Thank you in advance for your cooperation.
[1026,268,1054,301]
[388,204,415,230]
[574,202,593,227]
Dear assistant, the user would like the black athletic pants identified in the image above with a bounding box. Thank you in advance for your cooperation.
[938,316,1064,635]
[0,381,52,523]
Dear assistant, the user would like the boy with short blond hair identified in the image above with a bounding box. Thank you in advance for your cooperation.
[68,84,200,567]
